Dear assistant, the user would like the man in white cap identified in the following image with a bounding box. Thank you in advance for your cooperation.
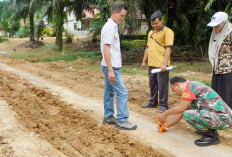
[207,11,232,109]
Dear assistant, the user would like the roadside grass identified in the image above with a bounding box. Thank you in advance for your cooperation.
[11,45,101,63]
[9,40,212,83]
[121,40,146,49]
[41,55,77,62]
[121,61,212,84]
[42,44,60,51]
[76,51,101,60]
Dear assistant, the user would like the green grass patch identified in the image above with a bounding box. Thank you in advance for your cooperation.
[42,55,77,62]
[171,61,211,74]
[42,44,59,51]
[121,40,146,49]
[11,53,30,59]
[76,51,101,60]
[121,64,147,75]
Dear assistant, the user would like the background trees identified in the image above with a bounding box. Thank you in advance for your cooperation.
[0,0,231,54]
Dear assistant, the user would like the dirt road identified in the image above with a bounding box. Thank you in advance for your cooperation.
[0,60,232,157]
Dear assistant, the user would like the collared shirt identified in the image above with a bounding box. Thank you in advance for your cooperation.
[147,26,174,67]
[101,18,122,68]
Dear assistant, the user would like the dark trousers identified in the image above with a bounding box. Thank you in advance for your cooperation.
[148,66,169,109]
[212,73,232,109]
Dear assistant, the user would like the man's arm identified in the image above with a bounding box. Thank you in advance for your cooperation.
[104,44,115,83]
[141,47,149,70]
[165,113,183,128]
[161,47,172,72]
[159,100,191,124]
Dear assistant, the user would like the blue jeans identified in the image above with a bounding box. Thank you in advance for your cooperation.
[101,66,129,122]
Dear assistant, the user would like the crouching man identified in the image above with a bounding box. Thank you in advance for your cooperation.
[159,76,232,146]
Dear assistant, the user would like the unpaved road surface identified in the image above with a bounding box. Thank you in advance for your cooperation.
[0,62,168,157]
[0,59,232,157]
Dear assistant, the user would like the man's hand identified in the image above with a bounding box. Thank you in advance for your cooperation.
[159,112,167,124]
[141,62,146,70]
[161,64,167,72]
[108,70,115,83]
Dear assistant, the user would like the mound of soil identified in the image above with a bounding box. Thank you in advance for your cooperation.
[17,41,44,49]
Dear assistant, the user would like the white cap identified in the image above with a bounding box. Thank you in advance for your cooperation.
[207,12,228,27]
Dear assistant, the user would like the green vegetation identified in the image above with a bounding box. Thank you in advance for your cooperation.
[42,44,60,51]
[76,51,101,60]
[0,36,8,43]
[11,53,30,59]
[171,61,211,74]
[121,40,146,49]
[42,55,77,62]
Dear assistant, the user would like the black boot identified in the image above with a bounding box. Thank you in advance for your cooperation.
[195,130,206,136]
[194,129,220,147]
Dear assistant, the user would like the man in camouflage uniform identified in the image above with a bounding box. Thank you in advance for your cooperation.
[159,76,232,146]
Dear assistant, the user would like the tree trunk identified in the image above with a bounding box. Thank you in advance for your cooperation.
[167,0,175,27]
[29,13,35,42]
[55,10,64,51]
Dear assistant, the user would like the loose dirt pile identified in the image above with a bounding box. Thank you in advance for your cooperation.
[0,69,166,157]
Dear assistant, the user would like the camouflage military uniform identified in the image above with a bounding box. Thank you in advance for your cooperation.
[182,81,232,131]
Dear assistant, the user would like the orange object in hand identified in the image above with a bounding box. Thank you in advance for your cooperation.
[156,114,167,133]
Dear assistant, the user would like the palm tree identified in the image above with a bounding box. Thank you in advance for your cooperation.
[11,0,47,42]
[49,0,95,50]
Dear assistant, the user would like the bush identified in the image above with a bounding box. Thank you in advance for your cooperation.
[18,26,30,38]
[0,36,8,43]
[64,31,74,44]
[42,28,54,37]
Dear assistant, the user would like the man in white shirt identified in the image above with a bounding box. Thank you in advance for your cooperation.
[101,2,137,130]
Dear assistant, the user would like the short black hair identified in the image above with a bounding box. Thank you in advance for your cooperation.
[170,76,187,85]
[111,2,127,14]
[150,11,162,21]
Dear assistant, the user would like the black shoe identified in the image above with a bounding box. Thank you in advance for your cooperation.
[157,106,168,113]
[194,129,220,147]
[102,115,116,125]
[195,130,206,136]
[142,102,157,108]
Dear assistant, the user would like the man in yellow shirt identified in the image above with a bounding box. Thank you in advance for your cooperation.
[141,11,174,113]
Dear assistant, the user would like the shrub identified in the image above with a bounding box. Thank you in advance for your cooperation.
[18,26,30,38]
[0,36,8,43]
[42,28,54,37]
[64,31,74,44]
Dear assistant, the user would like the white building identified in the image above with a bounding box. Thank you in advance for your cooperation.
[64,9,148,37]
[64,9,99,37]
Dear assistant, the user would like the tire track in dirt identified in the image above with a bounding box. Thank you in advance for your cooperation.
[0,69,167,156]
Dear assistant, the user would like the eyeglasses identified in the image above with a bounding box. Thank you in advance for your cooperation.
[117,12,126,18]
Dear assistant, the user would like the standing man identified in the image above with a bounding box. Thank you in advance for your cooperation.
[159,76,232,146]
[141,11,174,113]
[100,2,137,130]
